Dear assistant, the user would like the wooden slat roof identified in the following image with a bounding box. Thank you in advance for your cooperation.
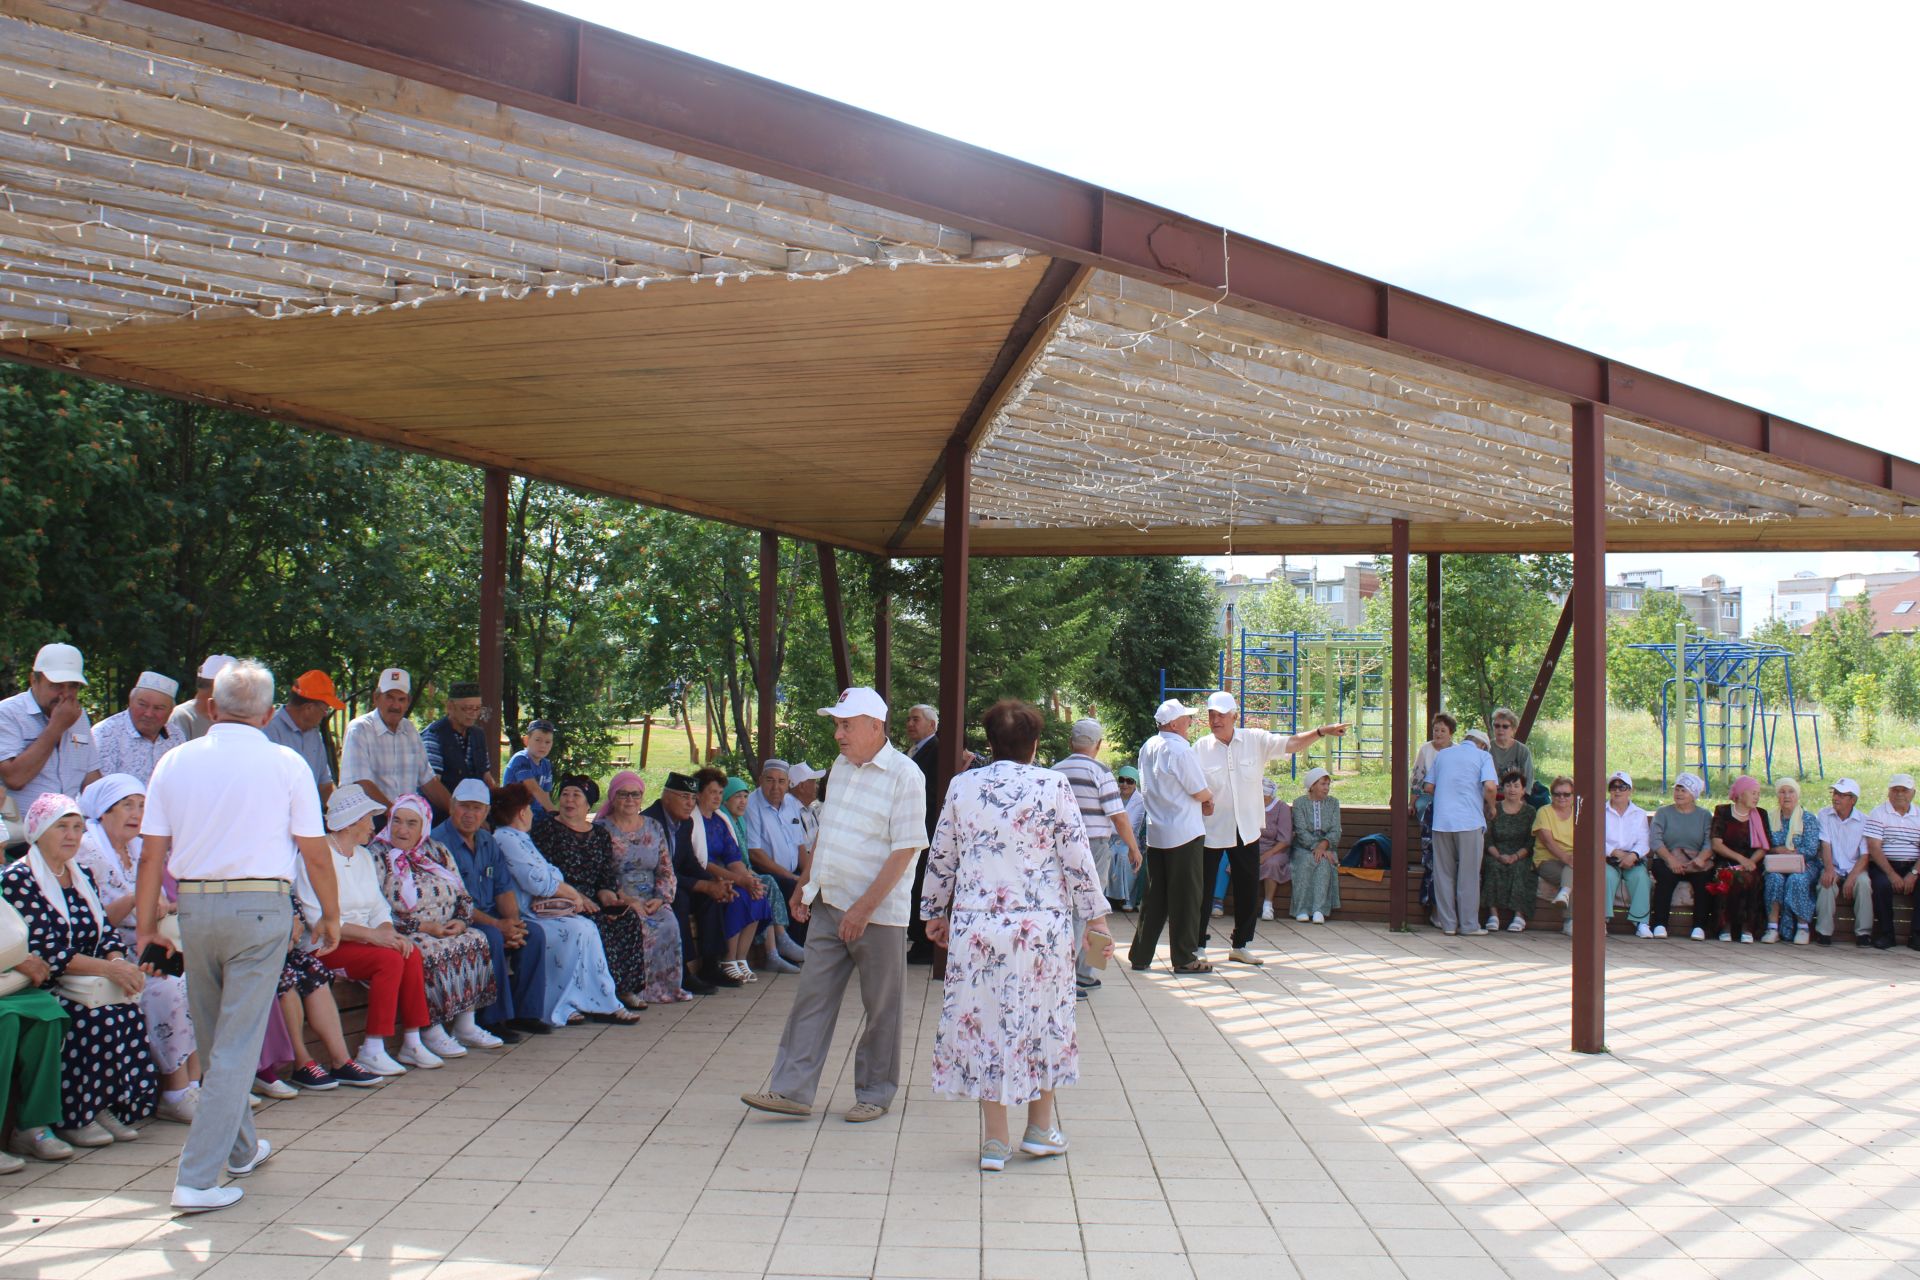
[3,0,1917,555]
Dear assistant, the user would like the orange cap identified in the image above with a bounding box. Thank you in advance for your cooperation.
[290,669,346,710]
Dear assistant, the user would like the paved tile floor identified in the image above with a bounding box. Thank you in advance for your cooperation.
[1,917,1917,1279]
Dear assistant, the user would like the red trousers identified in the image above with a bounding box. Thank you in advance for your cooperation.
[324,940,430,1036]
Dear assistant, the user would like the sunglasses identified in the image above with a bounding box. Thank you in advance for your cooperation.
[1607,782,1630,791]
[613,789,643,799]
[1551,790,1573,798]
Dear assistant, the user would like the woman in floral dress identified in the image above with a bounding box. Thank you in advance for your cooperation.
[595,773,692,1004]
[371,794,496,1058]
[921,700,1109,1172]
[536,776,650,1006]
[1761,778,1823,944]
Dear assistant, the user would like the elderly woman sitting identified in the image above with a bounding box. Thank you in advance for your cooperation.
[724,776,802,974]
[539,775,650,1007]
[1650,773,1715,940]
[677,768,772,984]
[1289,768,1342,924]
[0,811,72,1168]
[1710,776,1771,943]
[1256,778,1293,921]
[1603,771,1654,938]
[371,794,499,1065]
[1762,778,1822,945]
[3,794,156,1152]
[75,774,202,1124]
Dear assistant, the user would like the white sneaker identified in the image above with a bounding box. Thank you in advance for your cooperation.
[226,1139,273,1177]
[1020,1124,1069,1157]
[1210,904,1224,917]
[1740,932,1756,944]
[1311,912,1325,924]
[1718,932,1733,943]
[1485,915,1501,932]
[1227,948,1265,966]
[1760,927,1779,944]
[1652,925,1668,938]
[1260,902,1275,921]
[395,1041,444,1071]
[421,1026,467,1058]
[171,1184,244,1213]
[1295,914,1310,923]
[1794,927,1811,946]
[154,1092,200,1125]
[764,950,801,974]
[357,1045,407,1077]
[1635,923,1654,939]
[251,1074,296,1101]
[1508,917,1527,933]
[1690,928,1707,941]
[1551,887,1571,906]
[452,1024,503,1049]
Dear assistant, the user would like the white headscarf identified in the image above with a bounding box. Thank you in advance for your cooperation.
[1675,773,1707,802]
[79,773,145,862]
[25,794,108,935]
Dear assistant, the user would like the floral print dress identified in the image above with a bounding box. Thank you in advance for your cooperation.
[920,760,1105,1105]
[1762,810,1823,936]
[599,816,691,1003]
[0,861,157,1128]
[75,832,196,1074]
[372,837,497,1022]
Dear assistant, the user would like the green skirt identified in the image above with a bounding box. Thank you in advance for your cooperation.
[0,987,69,1131]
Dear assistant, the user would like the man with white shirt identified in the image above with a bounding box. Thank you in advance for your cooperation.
[1128,699,1216,974]
[137,660,341,1214]
[743,688,926,1123]
[92,671,186,784]
[1192,692,1346,965]
[1424,727,1499,936]
[1863,774,1920,950]
[1813,778,1871,947]
[1601,771,1654,939]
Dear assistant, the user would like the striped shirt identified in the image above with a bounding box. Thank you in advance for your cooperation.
[1865,801,1920,863]
[1049,752,1124,839]
[338,710,434,804]
[804,740,928,927]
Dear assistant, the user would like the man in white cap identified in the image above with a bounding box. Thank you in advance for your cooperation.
[1192,692,1347,964]
[1128,699,1216,973]
[0,642,101,813]
[168,655,236,742]
[339,668,452,819]
[787,761,822,853]
[92,671,186,784]
[1813,778,1871,947]
[433,777,544,1042]
[1051,717,1142,996]
[1863,774,1920,950]
[743,687,925,1123]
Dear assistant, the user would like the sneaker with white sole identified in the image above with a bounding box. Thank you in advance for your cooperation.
[226,1139,273,1177]
[171,1184,243,1213]
[1210,904,1224,917]
[395,1041,445,1071]
[421,1026,467,1058]
[155,1092,200,1125]
[1652,925,1668,938]
[1635,922,1654,938]
[1227,947,1265,965]
[1690,928,1707,941]
[1295,914,1310,923]
[980,1139,1011,1171]
[1310,912,1325,924]
[1551,888,1571,906]
[357,1045,407,1077]
[1794,927,1811,945]
[451,1024,502,1050]
[1760,927,1779,944]
[1260,902,1275,921]
[1740,932,1756,944]
[1020,1124,1069,1157]
[1718,932,1734,942]
[251,1073,296,1101]
[1485,915,1501,931]
[1508,917,1527,933]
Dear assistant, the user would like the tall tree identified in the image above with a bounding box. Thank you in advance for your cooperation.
[1079,557,1220,758]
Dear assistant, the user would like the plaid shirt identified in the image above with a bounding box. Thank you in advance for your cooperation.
[339,710,433,802]
[804,741,927,926]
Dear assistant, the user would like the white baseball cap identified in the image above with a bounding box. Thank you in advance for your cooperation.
[32,642,87,685]
[1893,773,1917,791]
[197,654,235,680]
[818,687,887,720]
[1205,691,1238,715]
[133,671,179,699]
[1154,698,1195,725]
[1831,778,1862,797]
[1463,728,1490,747]
[378,668,412,695]
[1608,770,1634,788]
[787,762,820,785]
[452,778,492,806]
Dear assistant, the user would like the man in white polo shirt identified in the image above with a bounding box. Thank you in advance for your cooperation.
[138,660,341,1213]
[1128,699,1215,974]
[1192,692,1347,965]
[1813,778,1870,946]
[742,687,926,1123]
[1863,774,1920,950]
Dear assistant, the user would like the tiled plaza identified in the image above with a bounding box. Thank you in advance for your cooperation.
[0,918,1915,1280]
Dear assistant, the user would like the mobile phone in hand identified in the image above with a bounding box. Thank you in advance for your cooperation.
[139,942,184,977]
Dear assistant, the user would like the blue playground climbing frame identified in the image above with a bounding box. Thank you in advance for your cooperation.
[1626,632,1822,793]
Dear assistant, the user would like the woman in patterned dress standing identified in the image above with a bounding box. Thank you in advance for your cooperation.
[920,700,1110,1172]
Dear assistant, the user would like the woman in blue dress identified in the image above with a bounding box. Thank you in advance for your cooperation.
[1762,778,1823,945]
[675,768,772,984]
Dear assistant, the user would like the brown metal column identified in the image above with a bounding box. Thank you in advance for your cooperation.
[937,440,971,788]
[817,544,853,692]
[1571,402,1607,1053]
[1390,520,1412,932]
[1425,553,1442,729]
[872,558,893,705]
[758,530,778,767]
[1517,596,1576,742]
[479,468,508,771]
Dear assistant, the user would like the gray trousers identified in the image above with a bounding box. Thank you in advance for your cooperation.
[1430,829,1484,933]
[176,888,293,1190]
[767,902,904,1107]
[1075,837,1115,983]
[1816,874,1875,936]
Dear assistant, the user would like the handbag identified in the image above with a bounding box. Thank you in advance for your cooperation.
[529,896,579,919]
[0,897,30,999]
[55,973,137,1010]
[1763,853,1806,874]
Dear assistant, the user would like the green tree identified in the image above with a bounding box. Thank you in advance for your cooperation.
[1079,558,1219,757]
[1235,580,1332,638]
[1849,672,1882,745]
[1802,594,1878,712]
[1887,636,1920,723]
[1606,592,1694,719]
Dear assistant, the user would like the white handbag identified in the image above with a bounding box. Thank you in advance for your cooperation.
[0,896,29,999]
[55,973,136,1010]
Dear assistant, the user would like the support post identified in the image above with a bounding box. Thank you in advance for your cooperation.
[479,468,508,770]
[758,530,778,768]
[1424,553,1442,730]
[1389,519,1411,932]
[817,543,853,692]
[872,556,893,705]
[937,441,971,790]
[1571,401,1608,1054]
[639,715,653,769]
[1516,596,1576,742]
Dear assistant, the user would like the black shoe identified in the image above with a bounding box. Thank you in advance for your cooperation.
[1905,938,1920,952]
[1076,976,1102,990]
[705,965,745,988]
[481,1024,524,1044]
[1130,962,1151,972]
[508,1018,553,1036]
[1858,934,1874,947]
[906,944,935,965]
[1873,937,1894,950]
[1812,931,1832,947]
[682,972,716,996]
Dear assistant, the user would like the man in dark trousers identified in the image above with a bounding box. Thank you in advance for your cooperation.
[902,704,941,965]
[649,772,726,994]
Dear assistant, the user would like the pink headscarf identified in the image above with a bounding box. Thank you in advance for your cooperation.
[374,793,464,911]
[1728,776,1769,853]
[596,770,647,822]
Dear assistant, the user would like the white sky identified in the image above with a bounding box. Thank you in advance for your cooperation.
[539,0,1920,630]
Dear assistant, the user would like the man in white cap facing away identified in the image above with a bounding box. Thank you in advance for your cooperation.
[0,642,101,813]
[339,667,452,819]
[1863,773,1920,950]
[168,655,235,742]
[1128,699,1216,973]
[1051,717,1142,996]
[743,687,926,1123]
[93,671,186,784]
[1812,778,1870,947]
[1192,691,1347,964]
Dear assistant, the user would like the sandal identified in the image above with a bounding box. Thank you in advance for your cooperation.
[1174,960,1213,974]
[566,1014,586,1026]
[585,1009,645,1024]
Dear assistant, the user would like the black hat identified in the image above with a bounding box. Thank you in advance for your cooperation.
[663,772,698,794]
[449,681,482,700]
[557,774,600,806]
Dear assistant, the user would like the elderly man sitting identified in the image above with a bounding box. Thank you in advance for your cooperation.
[744,759,810,960]
[340,668,452,820]
[166,655,234,743]
[1863,774,1920,951]
[92,671,185,784]
[432,778,550,1040]
[0,643,102,815]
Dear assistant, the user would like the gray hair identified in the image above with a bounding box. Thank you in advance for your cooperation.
[909,703,938,727]
[213,659,274,721]
[1491,707,1518,726]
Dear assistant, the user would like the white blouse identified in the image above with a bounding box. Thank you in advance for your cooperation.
[296,838,393,931]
